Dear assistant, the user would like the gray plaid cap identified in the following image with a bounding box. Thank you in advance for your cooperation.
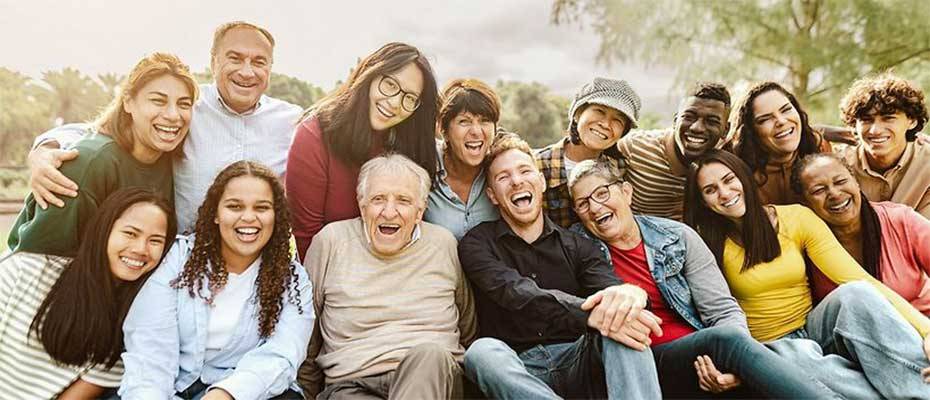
[568,77,642,129]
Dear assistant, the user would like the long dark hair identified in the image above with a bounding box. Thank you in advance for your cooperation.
[684,150,781,271]
[732,82,822,186]
[790,153,883,279]
[304,42,439,179]
[171,161,302,338]
[31,187,176,368]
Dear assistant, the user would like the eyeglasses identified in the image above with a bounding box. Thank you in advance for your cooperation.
[573,180,622,213]
[378,75,421,113]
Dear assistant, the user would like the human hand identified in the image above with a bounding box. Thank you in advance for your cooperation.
[695,355,741,393]
[815,124,857,146]
[28,144,79,209]
[201,389,234,400]
[917,133,930,146]
[603,309,663,351]
[581,284,648,336]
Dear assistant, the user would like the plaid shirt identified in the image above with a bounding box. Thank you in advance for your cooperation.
[535,137,627,228]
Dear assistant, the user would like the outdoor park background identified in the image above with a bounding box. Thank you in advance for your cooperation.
[3,0,930,251]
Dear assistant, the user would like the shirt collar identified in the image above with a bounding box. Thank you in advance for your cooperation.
[212,84,263,116]
[662,130,690,176]
[493,215,558,241]
[857,141,914,176]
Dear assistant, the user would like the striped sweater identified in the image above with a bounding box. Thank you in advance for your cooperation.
[618,129,689,221]
[0,252,122,399]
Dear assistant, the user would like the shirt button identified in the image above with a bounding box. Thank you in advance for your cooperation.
[537,332,543,337]
[531,273,537,279]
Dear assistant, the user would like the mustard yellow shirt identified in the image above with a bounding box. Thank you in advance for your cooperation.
[722,204,930,341]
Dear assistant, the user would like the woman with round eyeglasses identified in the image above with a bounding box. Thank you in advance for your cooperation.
[287,42,440,260]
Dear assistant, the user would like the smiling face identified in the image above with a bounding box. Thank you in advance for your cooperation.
[575,104,628,151]
[445,111,495,167]
[751,90,802,160]
[674,96,729,162]
[799,157,862,228]
[572,174,636,245]
[215,175,275,269]
[486,149,546,229]
[360,171,425,257]
[211,27,273,114]
[368,62,424,132]
[855,110,916,167]
[106,202,169,282]
[697,162,747,222]
[123,74,194,163]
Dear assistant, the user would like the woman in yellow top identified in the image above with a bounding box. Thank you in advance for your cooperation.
[684,149,930,398]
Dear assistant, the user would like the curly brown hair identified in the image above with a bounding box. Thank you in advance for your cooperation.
[840,73,928,141]
[171,160,302,338]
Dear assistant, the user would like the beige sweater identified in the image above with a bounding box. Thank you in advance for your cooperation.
[300,218,477,384]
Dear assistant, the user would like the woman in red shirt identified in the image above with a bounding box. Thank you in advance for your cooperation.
[286,43,439,260]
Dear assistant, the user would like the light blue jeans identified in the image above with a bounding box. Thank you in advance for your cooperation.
[464,333,661,399]
[767,281,930,399]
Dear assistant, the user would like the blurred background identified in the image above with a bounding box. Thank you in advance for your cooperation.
[3,0,930,250]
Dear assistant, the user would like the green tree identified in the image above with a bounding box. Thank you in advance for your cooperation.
[0,68,52,165]
[97,72,124,97]
[267,73,326,109]
[496,80,570,148]
[552,0,930,122]
[37,67,109,124]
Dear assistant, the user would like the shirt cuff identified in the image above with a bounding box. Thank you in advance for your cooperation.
[211,370,266,400]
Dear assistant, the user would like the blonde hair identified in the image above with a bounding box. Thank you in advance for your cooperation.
[93,52,199,153]
[210,21,276,59]
[485,131,533,167]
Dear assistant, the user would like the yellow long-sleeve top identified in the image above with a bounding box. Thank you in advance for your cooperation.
[722,204,930,342]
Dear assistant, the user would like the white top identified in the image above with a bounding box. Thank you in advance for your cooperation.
[563,156,578,177]
[205,257,262,360]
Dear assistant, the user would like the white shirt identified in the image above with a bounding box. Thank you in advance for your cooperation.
[205,257,262,360]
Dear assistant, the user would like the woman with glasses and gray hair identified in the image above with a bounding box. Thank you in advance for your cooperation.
[567,159,838,398]
[286,42,440,260]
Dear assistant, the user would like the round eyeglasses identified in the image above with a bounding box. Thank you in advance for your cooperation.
[378,75,421,113]
[573,180,622,213]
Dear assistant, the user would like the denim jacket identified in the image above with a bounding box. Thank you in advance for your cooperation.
[571,215,747,331]
[120,235,315,400]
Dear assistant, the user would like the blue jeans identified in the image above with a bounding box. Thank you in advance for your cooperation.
[464,333,661,399]
[652,324,837,399]
[768,281,930,399]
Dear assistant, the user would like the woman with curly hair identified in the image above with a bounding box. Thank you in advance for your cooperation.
[287,42,439,260]
[120,161,314,400]
[730,81,831,206]
[684,149,930,397]
[0,188,174,399]
[793,152,930,314]
[837,73,930,218]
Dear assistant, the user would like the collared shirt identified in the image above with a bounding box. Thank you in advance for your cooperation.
[424,145,500,240]
[535,137,627,228]
[842,141,930,219]
[458,217,620,351]
[174,84,302,232]
[34,84,303,234]
[120,235,314,400]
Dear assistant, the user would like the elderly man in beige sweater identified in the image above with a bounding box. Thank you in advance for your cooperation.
[298,153,477,400]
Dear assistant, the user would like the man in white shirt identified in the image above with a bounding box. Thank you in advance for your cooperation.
[27,21,302,233]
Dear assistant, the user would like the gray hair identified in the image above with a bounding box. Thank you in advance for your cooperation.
[356,153,431,206]
[567,159,624,197]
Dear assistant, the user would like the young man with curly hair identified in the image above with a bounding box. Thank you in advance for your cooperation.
[839,73,930,218]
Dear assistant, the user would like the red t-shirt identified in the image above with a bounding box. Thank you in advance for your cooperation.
[609,241,696,345]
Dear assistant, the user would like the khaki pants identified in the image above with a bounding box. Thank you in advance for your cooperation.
[317,343,464,400]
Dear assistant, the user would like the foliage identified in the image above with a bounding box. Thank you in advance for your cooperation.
[496,80,570,148]
[267,73,326,109]
[0,68,52,165]
[552,0,930,123]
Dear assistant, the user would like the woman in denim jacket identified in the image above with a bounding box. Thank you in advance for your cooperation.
[567,159,836,399]
[120,161,314,400]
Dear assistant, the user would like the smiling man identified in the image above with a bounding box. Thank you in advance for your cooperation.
[299,153,477,400]
[838,73,930,219]
[459,133,661,399]
[27,21,302,233]
[617,82,731,221]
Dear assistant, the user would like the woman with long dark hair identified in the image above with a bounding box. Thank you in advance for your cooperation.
[0,187,175,398]
[7,52,197,257]
[684,149,930,397]
[792,152,930,314]
[120,161,313,399]
[730,81,831,205]
[286,42,439,259]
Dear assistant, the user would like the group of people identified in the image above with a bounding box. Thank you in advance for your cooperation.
[1,19,929,400]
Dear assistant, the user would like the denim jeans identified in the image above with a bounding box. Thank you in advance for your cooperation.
[652,324,838,399]
[767,281,930,399]
[464,332,661,399]
[176,380,305,400]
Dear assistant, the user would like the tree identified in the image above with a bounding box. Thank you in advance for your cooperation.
[267,73,326,109]
[97,72,124,97]
[37,67,109,124]
[0,68,52,165]
[552,0,930,122]
[496,80,570,148]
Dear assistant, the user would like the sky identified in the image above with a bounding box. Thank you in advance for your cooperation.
[1,0,679,117]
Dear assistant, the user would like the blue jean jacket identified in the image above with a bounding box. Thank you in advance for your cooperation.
[571,215,707,330]
[120,235,315,400]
